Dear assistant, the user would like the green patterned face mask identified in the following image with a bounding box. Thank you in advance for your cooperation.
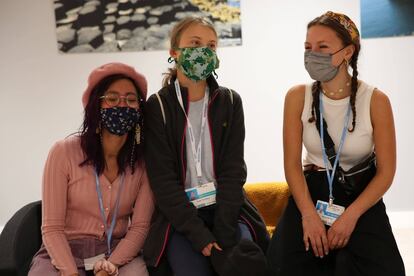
[175,47,219,81]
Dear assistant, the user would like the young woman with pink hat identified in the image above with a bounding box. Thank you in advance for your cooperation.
[28,63,154,276]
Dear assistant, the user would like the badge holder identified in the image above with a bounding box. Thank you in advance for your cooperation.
[316,200,345,226]
[84,254,106,271]
[185,182,216,209]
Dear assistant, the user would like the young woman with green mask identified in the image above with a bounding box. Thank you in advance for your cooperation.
[142,17,269,276]
[267,11,405,276]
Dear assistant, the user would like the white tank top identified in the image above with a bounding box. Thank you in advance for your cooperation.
[302,81,375,171]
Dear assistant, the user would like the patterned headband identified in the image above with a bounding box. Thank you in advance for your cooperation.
[324,11,360,42]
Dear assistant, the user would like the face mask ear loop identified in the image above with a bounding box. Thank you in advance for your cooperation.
[330,45,349,70]
[213,70,218,79]
[330,45,349,56]
[168,47,181,63]
[168,57,175,63]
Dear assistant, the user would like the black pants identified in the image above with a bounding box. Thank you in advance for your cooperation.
[266,170,405,276]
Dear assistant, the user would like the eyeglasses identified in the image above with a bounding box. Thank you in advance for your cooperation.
[100,91,140,108]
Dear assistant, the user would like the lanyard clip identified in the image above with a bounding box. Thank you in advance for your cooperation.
[328,196,334,207]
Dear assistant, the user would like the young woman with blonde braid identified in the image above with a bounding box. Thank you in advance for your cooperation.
[143,17,269,276]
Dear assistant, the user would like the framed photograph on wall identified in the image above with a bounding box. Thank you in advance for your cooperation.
[54,0,242,53]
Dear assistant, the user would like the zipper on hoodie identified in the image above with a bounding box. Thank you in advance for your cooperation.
[155,88,220,266]
[181,93,190,185]
[154,223,171,267]
[207,90,220,178]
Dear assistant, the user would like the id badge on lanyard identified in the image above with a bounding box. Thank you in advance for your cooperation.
[175,80,217,208]
[185,182,216,208]
[317,92,350,225]
[174,79,209,181]
[316,200,345,226]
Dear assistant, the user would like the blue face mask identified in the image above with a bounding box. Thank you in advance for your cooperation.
[100,107,140,136]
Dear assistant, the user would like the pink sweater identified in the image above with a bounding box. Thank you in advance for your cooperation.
[41,136,154,275]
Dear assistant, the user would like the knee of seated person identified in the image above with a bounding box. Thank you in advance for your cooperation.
[335,248,352,268]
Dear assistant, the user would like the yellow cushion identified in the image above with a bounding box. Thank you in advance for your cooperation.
[244,182,290,236]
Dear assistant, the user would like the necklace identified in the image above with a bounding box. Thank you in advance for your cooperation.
[322,82,350,96]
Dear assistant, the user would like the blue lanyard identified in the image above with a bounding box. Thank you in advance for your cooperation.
[94,170,125,256]
[319,93,351,206]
